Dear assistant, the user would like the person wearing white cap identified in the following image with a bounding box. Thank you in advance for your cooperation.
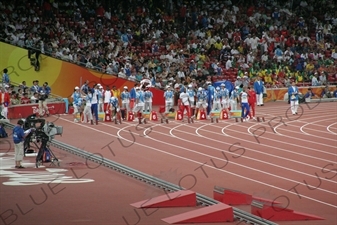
[144,85,153,112]
[230,86,240,110]
[120,86,130,120]
[133,87,145,120]
[164,85,174,116]
[219,83,230,115]
[109,96,121,123]
[195,87,208,118]
[71,86,82,123]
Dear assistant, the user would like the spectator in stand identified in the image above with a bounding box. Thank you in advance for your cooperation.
[20,93,31,104]
[311,73,321,86]
[30,80,40,94]
[30,92,39,104]
[2,68,10,87]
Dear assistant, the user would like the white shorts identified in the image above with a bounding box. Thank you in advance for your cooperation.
[221,99,229,108]
[73,106,79,114]
[196,101,208,109]
[165,101,174,113]
[133,104,144,113]
[111,106,121,112]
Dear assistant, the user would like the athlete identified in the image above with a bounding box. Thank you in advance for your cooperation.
[247,86,257,120]
[103,86,113,112]
[179,88,191,120]
[240,87,250,121]
[0,87,10,119]
[109,96,121,123]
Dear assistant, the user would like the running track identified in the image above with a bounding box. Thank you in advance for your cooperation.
[1,101,336,225]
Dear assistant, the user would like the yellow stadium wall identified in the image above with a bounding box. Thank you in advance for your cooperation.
[0,42,165,105]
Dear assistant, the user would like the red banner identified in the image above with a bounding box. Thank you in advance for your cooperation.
[7,102,66,119]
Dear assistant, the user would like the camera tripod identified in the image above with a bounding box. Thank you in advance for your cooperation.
[35,139,60,168]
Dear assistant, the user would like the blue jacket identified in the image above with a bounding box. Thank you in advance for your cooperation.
[13,126,25,144]
[288,86,299,101]
[130,88,136,99]
[254,80,264,94]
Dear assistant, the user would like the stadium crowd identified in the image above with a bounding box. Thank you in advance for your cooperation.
[1,0,337,91]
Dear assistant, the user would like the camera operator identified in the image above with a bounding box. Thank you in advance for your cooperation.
[38,82,51,117]
[13,120,33,168]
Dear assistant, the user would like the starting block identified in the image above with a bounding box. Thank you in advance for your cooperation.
[127,111,135,122]
[257,117,265,122]
[197,110,207,120]
[230,110,241,118]
[142,111,150,119]
[149,111,158,121]
[220,109,229,120]
[105,110,112,122]
[187,118,194,123]
[175,110,183,121]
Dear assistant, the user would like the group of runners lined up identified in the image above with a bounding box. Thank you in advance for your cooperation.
[71,80,260,124]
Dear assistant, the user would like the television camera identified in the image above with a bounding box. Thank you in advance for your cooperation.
[23,114,63,168]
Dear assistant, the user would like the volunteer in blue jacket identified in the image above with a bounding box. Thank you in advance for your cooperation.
[288,82,300,115]
[13,120,32,168]
[254,76,264,106]
[206,81,215,117]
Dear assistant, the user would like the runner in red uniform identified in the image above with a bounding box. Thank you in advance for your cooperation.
[247,86,257,120]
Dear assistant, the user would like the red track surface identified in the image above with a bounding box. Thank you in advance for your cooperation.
[1,101,336,225]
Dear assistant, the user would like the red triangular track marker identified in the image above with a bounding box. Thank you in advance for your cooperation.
[251,201,325,221]
[162,203,234,224]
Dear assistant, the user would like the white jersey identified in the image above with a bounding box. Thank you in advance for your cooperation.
[91,89,99,104]
[241,92,248,103]
[103,90,112,103]
[179,92,190,105]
